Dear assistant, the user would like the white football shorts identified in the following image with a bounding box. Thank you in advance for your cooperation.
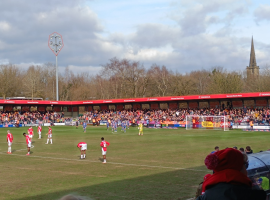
[29,135,33,139]
[47,134,52,138]
[38,131,41,134]
[27,142,31,148]
[102,149,107,155]
[8,142,12,147]
[81,144,87,150]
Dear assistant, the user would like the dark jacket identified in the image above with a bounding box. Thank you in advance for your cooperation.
[196,182,266,200]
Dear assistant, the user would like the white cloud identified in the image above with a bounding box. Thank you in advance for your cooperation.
[254,5,270,22]
[125,48,170,61]
[0,21,11,31]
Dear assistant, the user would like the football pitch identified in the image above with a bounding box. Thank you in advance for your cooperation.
[0,126,269,200]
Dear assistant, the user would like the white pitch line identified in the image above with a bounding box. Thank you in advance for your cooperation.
[15,149,26,152]
[14,145,34,152]
[0,142,25,144]
[0,152,208,172]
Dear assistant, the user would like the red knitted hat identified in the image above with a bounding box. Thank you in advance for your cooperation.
[204,148,244,172]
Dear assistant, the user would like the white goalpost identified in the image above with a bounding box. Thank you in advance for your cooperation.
[185,115,229,131]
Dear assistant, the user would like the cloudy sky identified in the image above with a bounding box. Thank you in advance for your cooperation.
[1,0,270,75]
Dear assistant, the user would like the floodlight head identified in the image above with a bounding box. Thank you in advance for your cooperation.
[48,32,64,56]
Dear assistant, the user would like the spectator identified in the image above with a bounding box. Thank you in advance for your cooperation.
[194,174,211,199]
[211,146,219,154]
[249,120,254,130]
[257,177,269,190]
[245,146,253,154]
[239,147,245,153]
[197,148,266,200]
[233,146,238,150]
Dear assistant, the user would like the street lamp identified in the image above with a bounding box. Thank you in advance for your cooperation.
[48,32,64,101]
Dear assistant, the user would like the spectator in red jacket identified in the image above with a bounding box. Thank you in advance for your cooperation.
[196,148,266,200]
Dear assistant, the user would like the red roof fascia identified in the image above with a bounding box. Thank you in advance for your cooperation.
[1,92,270,105]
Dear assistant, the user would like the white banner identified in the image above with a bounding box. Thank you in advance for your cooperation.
[65,121,76,126]
[233,125,270,130]
[233,125,249,129]
[54,123,65,126]
[23,124,39,127]
[254,126,270,130]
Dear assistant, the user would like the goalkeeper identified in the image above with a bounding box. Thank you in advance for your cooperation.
[138,121,143,135]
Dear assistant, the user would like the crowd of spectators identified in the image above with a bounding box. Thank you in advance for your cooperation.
[213,145,254,155]
[79,107,270,125]
[0,111,67,125]
[0,106,269,126]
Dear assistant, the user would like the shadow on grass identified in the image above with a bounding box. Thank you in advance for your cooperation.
[16,165,207,200]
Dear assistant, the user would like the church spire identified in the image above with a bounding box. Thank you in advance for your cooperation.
[246,36,259,77]
[249,36,257,68]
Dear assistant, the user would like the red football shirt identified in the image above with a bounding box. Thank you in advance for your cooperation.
[7,133,13,143]
[100,141,110,151]
[77,142,87,148]
[25,135,31,144]
[28,128,33,135]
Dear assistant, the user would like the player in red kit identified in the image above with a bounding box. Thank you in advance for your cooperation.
[7,130,13,154]
[45,126,52,144]
[28,126,34,139]
[37,125,42,139]
[77,142,87,159]
[100,137,110,163]
[23,132,31,155]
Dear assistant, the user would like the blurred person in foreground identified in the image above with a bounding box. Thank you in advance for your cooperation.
[253,174,269,191]
[194,174,211,199]
[196,148,266,200]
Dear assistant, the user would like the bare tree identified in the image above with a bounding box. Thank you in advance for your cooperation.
[170,73,197,96]
[101,57,146,98]
[23,65,44,100]
[0,64,21,99]
[148,64,171,96]
[244,66,270,92]
[207,67,243,94]
[190,70,211,95]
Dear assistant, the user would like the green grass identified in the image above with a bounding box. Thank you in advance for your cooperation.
[0,126,268,200]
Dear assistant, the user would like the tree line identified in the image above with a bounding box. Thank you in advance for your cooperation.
[1,57,270,100]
